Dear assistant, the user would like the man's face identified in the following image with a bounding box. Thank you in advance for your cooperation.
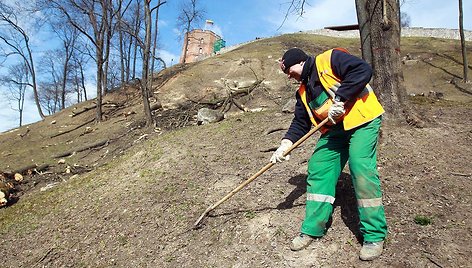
[283,62,304,82]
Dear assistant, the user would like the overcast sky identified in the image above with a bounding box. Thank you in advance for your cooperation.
[0,0,471,133]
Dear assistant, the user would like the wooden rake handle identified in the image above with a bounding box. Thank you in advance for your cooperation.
[193,118,329,228]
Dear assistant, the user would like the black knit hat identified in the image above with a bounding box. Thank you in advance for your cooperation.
[280,48,308,73]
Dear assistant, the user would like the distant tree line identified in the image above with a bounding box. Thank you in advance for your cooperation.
[0,0,205,128]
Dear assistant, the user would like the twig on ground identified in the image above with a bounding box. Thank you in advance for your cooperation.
[34,246,55,266]
[450,172,471,177]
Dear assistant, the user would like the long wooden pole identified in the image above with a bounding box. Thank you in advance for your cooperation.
[194,118,329,228]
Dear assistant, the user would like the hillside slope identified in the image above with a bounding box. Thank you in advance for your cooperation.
[1,33,471,267]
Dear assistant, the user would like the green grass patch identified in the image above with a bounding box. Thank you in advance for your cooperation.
[414,215,433,226]
[244,210,256,219]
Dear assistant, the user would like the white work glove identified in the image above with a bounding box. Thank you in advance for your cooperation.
[328,100,345,124]
[270,139,293,163]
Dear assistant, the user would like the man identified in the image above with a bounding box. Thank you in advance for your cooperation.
[271,47,387,261]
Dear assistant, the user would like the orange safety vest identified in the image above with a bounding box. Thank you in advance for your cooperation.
[298,48,384,132]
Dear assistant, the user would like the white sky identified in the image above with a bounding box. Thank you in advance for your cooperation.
[0,0,471,133]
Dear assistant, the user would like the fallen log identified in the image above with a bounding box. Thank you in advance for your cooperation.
[53,139,109,158]
[10,163,50,175]
[70,104,97,117]
[19,128,30,138]
[12,164,37,174]
[50,118,95,138]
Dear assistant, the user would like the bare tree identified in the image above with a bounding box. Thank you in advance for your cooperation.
[102,0,131,94]
[117,1,127,85]
[458,0,468,82]
[400,12,410,28]
[115,0,134,84]
[44,0,113,123]
[70,44,90,102]
[1,63,29,126]
[131,0,142,79]
[49,24,79,109]
[141,0,154,126]
[177,0,205,64]
[119,0,166,127]
[38,81,61,114]
[38,50,63,113]
[0,2,45,119]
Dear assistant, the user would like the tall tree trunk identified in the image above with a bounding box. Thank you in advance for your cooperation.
[119,22,125,84]
[117,4,125,85]
[126,36,132,81]
[355,0,373,66]
[78,61,87,101]
[181,31,189,64]
[365,0,417,123]
[27,43,45,119]
[141,0,153,126]
[102,1,112,94]
[132,2,141,79]
[459,0,468,82]
[96,47,104,122]
[151,0,162,75]
[61,44,72,110]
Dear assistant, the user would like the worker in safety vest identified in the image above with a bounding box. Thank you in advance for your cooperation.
[271,47,387,261]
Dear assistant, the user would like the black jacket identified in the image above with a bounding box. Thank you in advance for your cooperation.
[284,49,373,142]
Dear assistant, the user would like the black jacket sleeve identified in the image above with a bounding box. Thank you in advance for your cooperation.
[331,49,373,101]
[283,92,311,143]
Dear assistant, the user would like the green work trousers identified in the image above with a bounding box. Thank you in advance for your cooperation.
[301,116,387,242]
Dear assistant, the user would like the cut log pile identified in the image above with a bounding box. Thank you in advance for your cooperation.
[0,172,22,207]
[0,164,51,207]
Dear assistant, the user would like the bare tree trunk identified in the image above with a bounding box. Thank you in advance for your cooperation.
[118,16,125,84]
[126,36,132,81]
[459,0,468,82]
[367,0,413,122]
[102,1,112,94]
[61,46,69,109]
[96,48,104,122]
[60,39,74,109]
[141,0,153,126]
[181,31,189,64]
[26,41,45,119]
[132,1,141,79]
[79,60,87,101]
[150,0,162,75]
[355,0,373,66]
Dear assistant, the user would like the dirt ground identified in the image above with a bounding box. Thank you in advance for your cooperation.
[1,34,471,267]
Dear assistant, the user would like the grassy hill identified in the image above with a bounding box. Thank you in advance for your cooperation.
[0,33,471,267]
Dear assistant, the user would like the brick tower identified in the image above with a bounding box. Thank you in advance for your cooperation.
[179,20,223,64]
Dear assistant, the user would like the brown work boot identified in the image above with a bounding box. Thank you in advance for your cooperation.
[359,241,384,261]
[290,233,315,251]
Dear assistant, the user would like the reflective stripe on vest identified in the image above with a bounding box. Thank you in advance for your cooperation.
[307,193,335,204]
[357,197,383,208]
[298,48,385,131]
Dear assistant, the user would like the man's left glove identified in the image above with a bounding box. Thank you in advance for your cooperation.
[328,100,345,124]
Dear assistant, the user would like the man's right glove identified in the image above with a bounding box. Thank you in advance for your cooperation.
[327,100,345,124]
[270,139,293,163]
